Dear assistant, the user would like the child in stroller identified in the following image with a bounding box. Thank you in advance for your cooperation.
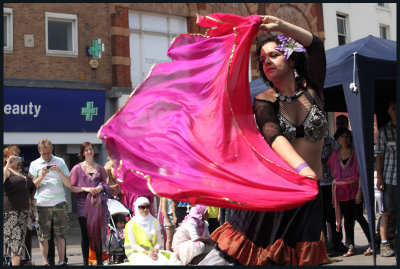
[106,198,132,264]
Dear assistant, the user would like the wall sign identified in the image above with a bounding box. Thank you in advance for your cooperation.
[4,86,105,132]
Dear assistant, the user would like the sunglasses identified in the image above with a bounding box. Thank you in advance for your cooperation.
[138,205,151,210]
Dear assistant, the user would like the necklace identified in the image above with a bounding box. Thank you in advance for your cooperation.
[274,86,302,104]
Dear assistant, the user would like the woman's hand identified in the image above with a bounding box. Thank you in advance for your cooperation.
[259,15,282,32]
[95,185,103,194]
[5,155,17,167]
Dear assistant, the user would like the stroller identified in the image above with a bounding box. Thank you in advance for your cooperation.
[106,198,133,264]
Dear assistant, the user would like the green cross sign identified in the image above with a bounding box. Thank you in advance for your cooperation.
[81,101,98,121]
[89,39,105,59]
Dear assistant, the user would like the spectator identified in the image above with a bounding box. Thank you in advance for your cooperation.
[207,206,220,234]
[172,205,214,265]
[161,197,177,251]
[320,115,349,252]
[111,214,127,264]
[328,128,372,257]
[376,100,397,257]
[29,138,71,266]
[175,201,191,225]
[70,142,111,266]
[124,197,170,265]
[3,146,36,266]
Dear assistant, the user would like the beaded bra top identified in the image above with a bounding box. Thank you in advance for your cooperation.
[276,90,328,143]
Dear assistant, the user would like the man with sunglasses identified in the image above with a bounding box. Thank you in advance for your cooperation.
[376,100,397,257]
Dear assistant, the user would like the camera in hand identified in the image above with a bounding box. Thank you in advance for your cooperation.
[13,156,24,163]
[46,165,53,169]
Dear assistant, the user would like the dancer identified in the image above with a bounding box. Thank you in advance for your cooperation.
[200,14,328,265]
[98,13,321,211]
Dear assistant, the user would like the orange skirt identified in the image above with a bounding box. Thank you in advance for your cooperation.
[212,222,328,266]
[88,247,108,265]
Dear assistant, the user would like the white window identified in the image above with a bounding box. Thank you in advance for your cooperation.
[129,12,187,88]
[3,8,13,52]
[336,14,348,46]
[379,24,389,39]
[46,12,78,56]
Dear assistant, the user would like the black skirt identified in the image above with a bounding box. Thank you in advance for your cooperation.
[210,187,328,265]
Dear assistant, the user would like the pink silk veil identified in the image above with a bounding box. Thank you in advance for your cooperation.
[98,13,318,211]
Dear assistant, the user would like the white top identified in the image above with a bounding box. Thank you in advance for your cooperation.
[29,155,70,207]
[181,218,209,241]
[126,218,163,253]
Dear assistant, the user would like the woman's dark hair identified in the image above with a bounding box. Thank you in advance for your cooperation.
[334,127,353,146]
[78,142,93,161]
[255,33,308,88]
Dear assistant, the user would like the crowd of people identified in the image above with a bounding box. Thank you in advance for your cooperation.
[3,139,223,266]
[2,110,397,266]
[3,12,396,266]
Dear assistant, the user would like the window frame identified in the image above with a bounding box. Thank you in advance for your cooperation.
[379,24,389,39]
[3,7,13,52]
[45,12,78,57]
[336,13,348,46]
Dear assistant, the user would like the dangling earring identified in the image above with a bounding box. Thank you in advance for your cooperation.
[294,68,299,78]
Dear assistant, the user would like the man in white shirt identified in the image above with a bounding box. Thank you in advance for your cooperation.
[29,138,71,266]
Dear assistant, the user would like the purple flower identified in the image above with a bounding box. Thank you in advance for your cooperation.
[275,35,306,60]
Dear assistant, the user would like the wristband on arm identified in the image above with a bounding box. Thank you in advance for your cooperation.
[295,162,309,173]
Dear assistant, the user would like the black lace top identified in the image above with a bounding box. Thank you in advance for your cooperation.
[254,34,328,145]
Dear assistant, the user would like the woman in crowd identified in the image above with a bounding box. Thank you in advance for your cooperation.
[328,128,372,256]
[70,142,112,266]
[124,197,171,265]
[172,205,214,265]
[3,145,36,266]
[200,15,329,265]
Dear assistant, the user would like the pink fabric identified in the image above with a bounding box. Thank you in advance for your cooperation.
[182,205,208,237]
[98,13,318,211]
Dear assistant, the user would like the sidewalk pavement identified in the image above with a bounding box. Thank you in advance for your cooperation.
[30,213,397,266]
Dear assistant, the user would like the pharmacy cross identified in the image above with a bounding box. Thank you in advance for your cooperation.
[81,101,98,121]
[89,39,105,59]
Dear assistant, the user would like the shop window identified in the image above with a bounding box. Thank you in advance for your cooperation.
[46,12,78,56]
[3,8,13,52]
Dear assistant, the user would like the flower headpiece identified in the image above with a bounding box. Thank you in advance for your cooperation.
[275,35,306,60]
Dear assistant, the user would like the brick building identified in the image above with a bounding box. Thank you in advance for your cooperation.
[108,2,324,106]
[3,3,324,212]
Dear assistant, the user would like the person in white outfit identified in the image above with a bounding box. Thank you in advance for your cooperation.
[172,205,214,265]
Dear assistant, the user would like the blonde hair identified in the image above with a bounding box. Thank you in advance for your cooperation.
[3,145,20,167]
[38,138,53,150]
